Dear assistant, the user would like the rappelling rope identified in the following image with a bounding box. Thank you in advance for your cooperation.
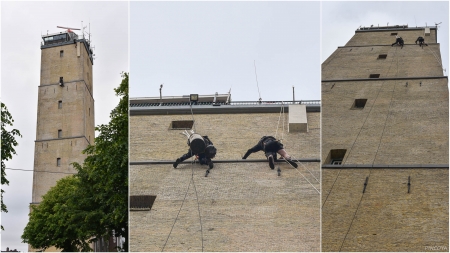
[290,155,319,183]
[274,102,285,142]
[281,158,320,194]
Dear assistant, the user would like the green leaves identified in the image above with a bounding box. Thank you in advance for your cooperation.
[1,102,22,230]
[22,73,129,251]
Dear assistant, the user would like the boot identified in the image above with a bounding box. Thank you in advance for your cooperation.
[268,155,275,170]
[173,158,182,168]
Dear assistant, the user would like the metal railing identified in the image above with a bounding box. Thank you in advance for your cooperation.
[130,100,321,107]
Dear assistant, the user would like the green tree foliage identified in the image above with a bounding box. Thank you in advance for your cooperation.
[74,72,129,251]
[22,73,128,251]
[1,102,22,230]
[21,176,93,252]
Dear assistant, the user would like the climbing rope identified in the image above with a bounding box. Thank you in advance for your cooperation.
[275,102,285,141]
[290,155,319,183]
[281,158,320,194]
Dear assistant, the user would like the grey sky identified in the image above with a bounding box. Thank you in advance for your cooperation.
[1,1,128,252]
[322,1,449,75]
[130,1,321,101]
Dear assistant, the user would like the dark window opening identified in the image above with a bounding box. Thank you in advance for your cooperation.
[369,74,380,78]
[59,76,64,87]
[57,158,61,167]
[58,100,62,109]
[170,120,194,130]
[352,99,368,109]
[391,33,397,36]
[58,130,62,138]
[130,195,157,211]
[325,149,347,165]
[377,54,387,59]
[60,50,64,57]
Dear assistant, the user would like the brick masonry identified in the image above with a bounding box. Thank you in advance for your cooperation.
[322,27,448,252]
[129,111,320,251]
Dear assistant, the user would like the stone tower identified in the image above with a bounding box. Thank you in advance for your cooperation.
[31,28,95,205]
[322,25,448,251]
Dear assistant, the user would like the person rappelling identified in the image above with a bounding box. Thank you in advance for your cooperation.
[242,136,298,169]
[391,35,404,48]
[173,131,216,171]
[415,36,428,47]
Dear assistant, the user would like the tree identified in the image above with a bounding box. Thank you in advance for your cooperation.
[74,72,129,251]
[1,102,22,230]
[22,73,129,251]
[21,176,94,252]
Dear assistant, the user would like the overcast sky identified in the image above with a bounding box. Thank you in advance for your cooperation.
[322,1,449,75]
[1,1,128,252]
[130,1,321,101]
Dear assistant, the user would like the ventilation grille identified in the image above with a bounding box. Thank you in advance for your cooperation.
[130,195,156,211]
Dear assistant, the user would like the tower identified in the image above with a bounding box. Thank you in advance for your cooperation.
[31,28,95,206]
[322,25,448,251]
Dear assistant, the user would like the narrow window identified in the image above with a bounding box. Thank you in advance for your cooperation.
[391,33,397,36]
[58,130,62,138]
[58,100,62,109]
[57,158,61,167]
[377,54,387,60]
[59,76,64,86]
[60,50,64,57]
[170,120,194,130]
[130,195,157,211]
[351,99,368,109]
[369,74,380,78]
[325,149,347,165]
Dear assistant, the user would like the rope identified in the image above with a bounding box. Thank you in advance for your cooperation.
[275,103,283,139]
[339,170,372,252]
[426,46,444,73]
[254,60,262,101]
[189,102,196,132]
[321,169,341,208]
[190,158,204,252]
[161,172,192,252]
[290,156,319,183]
[281,158,320,194]
[344,46,397,163]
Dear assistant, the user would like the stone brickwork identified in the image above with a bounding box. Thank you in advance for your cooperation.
[322,45,443,80]
[322,26,448,252]
[322,79,448,165]
[322,168,448,252]
[30,37,95,252]
[130,112,320,161]
[129,111,320,251]
[345,29,437,46]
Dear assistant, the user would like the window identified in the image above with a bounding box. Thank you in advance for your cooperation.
[58,100,62,109]
[57,158,61,167]
[325,149,347,165]
[377,54,387,59]
[130,195,157,211]
[369,74,380,78]
[391,33,397,36]
[58,130,62,138]
[351,99,368,109]
[59,76,64,86]
[170,120,194,130]
[60,50,64,57]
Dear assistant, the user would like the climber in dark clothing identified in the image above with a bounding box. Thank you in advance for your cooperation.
[173,135,216,169]
[391,36,404,48]
[415,36,428,47]
[242,136,298,169]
